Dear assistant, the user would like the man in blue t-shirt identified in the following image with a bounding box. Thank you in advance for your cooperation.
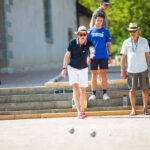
[87,12,112,101]
[61,26,95,119]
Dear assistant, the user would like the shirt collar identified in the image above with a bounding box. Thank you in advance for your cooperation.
[130,36,141,43]
[76,38,87,45]
[99,7,105,14]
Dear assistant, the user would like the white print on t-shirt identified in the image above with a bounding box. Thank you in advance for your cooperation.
[92,32,104,37]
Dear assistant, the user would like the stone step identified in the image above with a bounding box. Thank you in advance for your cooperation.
[0,100,71,111]
[0,86,52,96]
[88,97,149,108]
[0,82,129,96]
[0,108,76,115]
[0,106,148,116]
[0,90,146,103]
[0,96,149,112]
[1,107,150,120]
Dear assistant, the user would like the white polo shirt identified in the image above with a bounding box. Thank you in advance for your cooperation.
[121,36,150,73]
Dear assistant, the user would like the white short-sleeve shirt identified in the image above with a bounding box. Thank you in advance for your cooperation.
[120,36,150,73]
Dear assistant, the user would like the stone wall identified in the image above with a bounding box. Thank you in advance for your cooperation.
[0,0,77,73]
[0,0,7,68]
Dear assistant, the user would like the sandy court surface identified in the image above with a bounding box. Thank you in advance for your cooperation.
[0,115,150,150]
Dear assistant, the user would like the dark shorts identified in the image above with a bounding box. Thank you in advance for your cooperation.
[91,59,108,70]
[127,70,149,91]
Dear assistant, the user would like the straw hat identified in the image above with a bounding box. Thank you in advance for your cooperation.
[127,23,140,31]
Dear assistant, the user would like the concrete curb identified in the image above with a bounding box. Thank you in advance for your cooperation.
[44,79,127,87]
[45,67,121,84]
[0,109,149,120]
[46,73,62,83]
[44,79,150,87]
[89,69,121,74]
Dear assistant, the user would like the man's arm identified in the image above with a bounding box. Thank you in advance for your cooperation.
[146,52,150,75]
[107,42,112,64]
[121,54,127,79]
[61,51,71,78]
[90,19,95,28]
[89,9,97,28]
[146,52,150,66]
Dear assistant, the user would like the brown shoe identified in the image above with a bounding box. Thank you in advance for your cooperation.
[130,111,136,116]
[144,109,150,115]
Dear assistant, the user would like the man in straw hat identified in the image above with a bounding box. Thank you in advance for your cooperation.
[61,26,95,119]
[90,0,111,28]
[121,23,150,116]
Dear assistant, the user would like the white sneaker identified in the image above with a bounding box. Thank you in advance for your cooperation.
[88,95,96,101]
[103,93,110,100]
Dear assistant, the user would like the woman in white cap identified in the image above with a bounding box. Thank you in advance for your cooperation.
[61,26,95,119]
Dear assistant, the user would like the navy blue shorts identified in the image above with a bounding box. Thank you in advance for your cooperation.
[91,59,108,70]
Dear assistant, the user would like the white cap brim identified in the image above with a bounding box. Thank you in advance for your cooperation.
[75,31,89,34]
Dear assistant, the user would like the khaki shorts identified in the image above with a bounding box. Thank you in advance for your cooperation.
[127,70,149,91]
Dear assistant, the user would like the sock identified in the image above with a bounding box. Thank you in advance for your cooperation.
[92,90,96,96]
[103,89,107,95]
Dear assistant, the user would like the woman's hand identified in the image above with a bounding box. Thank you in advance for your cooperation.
[61,69,66,78]
[87,57,91,65]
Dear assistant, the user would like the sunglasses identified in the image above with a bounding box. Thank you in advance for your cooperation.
[79,34,87,37]
[129,30,137,33]
[104,4,109,7]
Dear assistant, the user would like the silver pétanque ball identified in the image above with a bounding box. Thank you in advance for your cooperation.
[68,128,75,134]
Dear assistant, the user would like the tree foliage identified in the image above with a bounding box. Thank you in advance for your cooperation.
[79,0,150,43]
[78,0,99,12]
[79,0,150,56]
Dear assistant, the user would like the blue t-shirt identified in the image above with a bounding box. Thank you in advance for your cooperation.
[87,27,112,59]
[67,39,94,69]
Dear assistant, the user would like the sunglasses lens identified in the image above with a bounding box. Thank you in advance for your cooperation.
[129,30,136,33]
[79,34,86,36]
